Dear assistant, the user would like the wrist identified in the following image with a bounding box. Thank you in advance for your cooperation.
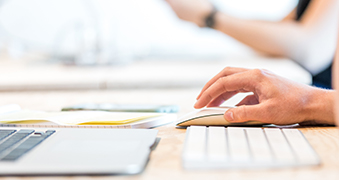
[302,88,335,125]
[211,12,234,33]
[204,6,218,28]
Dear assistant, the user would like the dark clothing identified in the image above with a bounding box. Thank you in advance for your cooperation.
[312,64,332,89]
[296,0,311,21]
[296,0,333,89]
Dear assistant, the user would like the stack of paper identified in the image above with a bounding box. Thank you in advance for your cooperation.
[0,104,176,128]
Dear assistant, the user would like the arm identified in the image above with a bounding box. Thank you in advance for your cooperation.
[166,0,339,74]
[281,8,296,22]
[194,67,335,125]
[333,28,339,125]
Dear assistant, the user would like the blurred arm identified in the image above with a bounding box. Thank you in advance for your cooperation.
[166,0,339,74]
[281,8,296,22]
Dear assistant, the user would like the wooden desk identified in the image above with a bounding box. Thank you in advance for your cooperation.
[0,54,311,91]
[0,89,338,180]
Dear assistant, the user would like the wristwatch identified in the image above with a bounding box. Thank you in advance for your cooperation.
[204,7,218,28]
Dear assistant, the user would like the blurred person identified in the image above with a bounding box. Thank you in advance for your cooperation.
[166,0,339,89]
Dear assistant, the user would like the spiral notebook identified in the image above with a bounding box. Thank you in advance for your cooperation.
[0,104,175,129]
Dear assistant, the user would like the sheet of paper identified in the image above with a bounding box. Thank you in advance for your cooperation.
[0,110,162,125]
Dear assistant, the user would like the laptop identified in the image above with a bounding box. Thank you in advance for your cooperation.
[182,126,320,169]
[0,127,158,175]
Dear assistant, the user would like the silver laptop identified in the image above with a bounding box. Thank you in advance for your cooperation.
[0,127,157,175]
[183,126,320,169]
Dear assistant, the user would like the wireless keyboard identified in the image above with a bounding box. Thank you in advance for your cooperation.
[182,126,320,169]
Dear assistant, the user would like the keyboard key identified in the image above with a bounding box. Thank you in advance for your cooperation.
[2,137,44,161]
[17,130,35,134]
[1,130,55,161]
[0,130,34,154]
[45,130,56,136]
[182,126,320,169]
[183,126,206,161]
[227,127,250,162]
[207,126,228,162]
[0,130,16,141]
[264,128,295,163]
[245,128,273,163]
[282,129,320,165]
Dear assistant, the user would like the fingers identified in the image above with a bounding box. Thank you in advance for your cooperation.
[224,104,264,123]
[205,91,238,107]
[236,94,259,106]
[196,67,249,100]
[195,69,261,108]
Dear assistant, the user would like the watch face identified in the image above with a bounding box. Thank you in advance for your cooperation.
[205,9,217,28]
[205,18,214,28]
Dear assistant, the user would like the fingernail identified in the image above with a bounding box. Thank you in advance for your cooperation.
[194,102,199,109]
[225,111,234,121]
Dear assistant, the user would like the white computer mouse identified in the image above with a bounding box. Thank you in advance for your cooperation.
[176,107,266,127]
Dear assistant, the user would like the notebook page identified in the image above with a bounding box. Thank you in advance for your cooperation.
[0,110,162,125]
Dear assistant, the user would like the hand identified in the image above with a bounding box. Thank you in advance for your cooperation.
[194,67,335,125]
[165,0,213,27]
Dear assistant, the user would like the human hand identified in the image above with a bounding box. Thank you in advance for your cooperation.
[194,67,334,125]
[165,0,213,27]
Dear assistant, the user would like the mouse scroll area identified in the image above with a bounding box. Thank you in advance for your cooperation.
[176,107,266,127]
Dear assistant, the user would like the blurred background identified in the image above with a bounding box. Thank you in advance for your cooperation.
[0,0,297,65]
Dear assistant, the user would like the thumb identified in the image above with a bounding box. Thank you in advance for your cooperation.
[224,105,263,123]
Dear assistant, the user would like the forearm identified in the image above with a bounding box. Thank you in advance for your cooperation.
[212,0,339,74]
[214,12,304,57]
[167,0,339,73]
[302,88,335,125]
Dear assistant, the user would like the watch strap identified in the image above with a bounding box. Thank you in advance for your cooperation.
[205,7,218,28]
